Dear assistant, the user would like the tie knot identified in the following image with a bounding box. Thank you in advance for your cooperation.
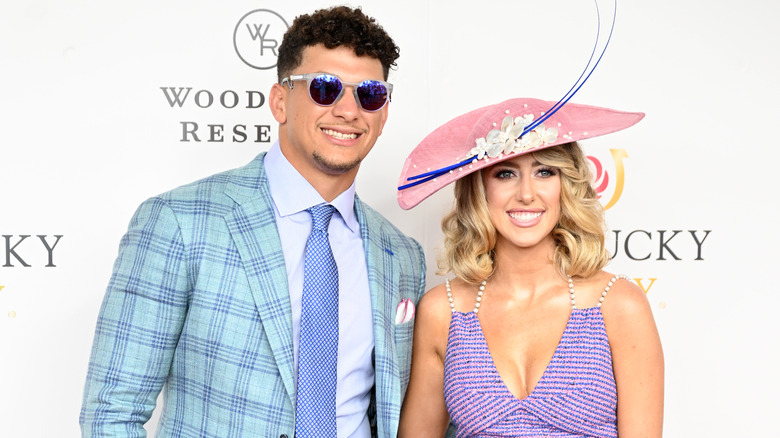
[307,204,336,232]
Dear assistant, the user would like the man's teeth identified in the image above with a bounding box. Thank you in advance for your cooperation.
[323,129,358,140]
[509,211,542,222]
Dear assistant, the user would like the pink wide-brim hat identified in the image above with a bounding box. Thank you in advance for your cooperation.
[397,97,644,210]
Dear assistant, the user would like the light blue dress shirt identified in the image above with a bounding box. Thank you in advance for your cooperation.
[264,142,374,438]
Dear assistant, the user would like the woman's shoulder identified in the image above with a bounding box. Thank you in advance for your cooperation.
[418,282,449,314]
[588,271,659,344]
[571,271,647,312]
[415,282,451,330]
[417,278,480,324]
[595,271,650,316]
[413,281,465,357]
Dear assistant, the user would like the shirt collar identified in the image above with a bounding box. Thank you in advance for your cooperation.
[264,141,359,232]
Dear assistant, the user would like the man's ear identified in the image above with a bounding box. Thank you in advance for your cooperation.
[269,83,287,124]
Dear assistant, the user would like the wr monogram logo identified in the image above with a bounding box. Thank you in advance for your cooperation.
[233,9,288,70]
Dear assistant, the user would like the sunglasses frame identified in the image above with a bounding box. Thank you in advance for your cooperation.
[281,73,393,112]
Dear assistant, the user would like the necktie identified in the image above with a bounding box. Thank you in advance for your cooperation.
[296,204,339,437]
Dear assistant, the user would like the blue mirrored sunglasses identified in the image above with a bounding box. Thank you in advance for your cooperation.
[281,73,393,112]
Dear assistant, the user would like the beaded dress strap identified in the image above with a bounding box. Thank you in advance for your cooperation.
[445,279,486,314]
[568,274,631,309]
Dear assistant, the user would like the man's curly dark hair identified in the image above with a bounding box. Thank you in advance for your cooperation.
[276,6,400,82]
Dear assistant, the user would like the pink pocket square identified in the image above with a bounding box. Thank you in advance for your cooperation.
[395,299,415,324]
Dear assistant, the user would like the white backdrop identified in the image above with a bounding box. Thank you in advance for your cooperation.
[1,0,779,436]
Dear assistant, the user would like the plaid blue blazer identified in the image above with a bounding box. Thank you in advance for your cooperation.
[80,153,426,437]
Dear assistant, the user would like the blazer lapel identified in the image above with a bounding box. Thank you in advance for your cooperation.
[223,155,296,404]
[356,197,402,436]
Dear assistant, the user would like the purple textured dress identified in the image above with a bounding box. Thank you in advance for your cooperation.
[443,276,626,437]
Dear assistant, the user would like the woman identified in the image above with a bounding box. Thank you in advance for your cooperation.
[397,98,663,437]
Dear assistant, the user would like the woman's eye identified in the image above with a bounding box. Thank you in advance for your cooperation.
[495,169,515,179]
[536,167,558,178]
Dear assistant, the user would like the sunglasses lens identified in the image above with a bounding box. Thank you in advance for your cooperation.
[309,74,343,106]
[356,81,389,111]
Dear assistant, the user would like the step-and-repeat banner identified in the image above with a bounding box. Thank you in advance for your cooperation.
[2,0,778,436]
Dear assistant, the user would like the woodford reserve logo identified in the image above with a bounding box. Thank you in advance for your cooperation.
[590,149,712,296]
[157,9,289,144]
[160,87,273,144]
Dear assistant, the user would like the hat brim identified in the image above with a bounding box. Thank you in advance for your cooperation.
[397,98,644,210]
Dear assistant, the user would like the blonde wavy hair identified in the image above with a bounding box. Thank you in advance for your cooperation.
[438,142,609,284]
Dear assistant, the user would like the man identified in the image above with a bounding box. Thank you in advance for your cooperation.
[80,6,425,437]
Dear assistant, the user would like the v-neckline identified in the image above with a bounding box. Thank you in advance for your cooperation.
[467,308,577,403]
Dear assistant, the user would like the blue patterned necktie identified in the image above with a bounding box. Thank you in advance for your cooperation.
[296,204,339,437]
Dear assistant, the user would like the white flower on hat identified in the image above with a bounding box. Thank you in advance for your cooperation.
[517,123,559,151]
[468,113,557,161]
[471,137,489,160]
